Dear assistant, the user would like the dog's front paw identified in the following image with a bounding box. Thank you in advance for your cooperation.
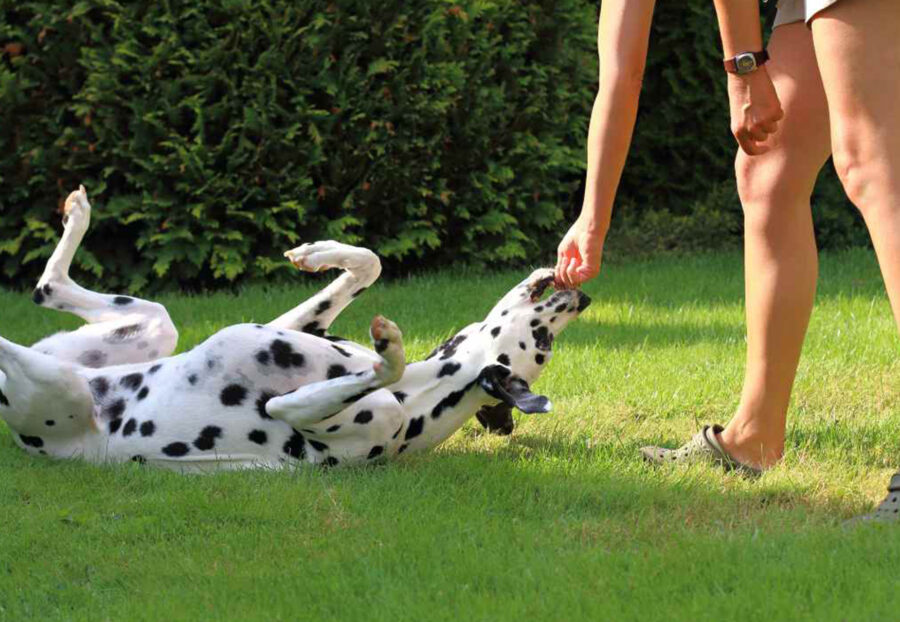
[370,315,405,384]
[62,185,91,232]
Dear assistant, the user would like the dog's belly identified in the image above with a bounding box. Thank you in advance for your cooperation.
[68,324,378,467]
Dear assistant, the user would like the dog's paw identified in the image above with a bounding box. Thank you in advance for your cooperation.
[284,241,380,275]
[62,185,91,232]
[370,315,405,384]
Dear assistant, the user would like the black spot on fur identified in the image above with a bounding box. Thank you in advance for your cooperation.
[45,419,55,427]
[162,442,189,457]
[405,416,425,440]
[248,430,268,445]
[220,384,248,406]
[533,326,553,351]
[302,321,326,337]
[105,399,126,419]
[32,288,45,305]
[270,339,305,369]
[120,373,143,391]
[309,439,329,452]
[427,333,468,360]
[530,319,541,328]
[193,426,222,451]
[354,410,373,424]
[323,456,340,467]
[0,388,8,407]
[89,377,110,399]
[106,323,144,343]
[326,424,341,433]
[501,310,509,316]
[77,350,108,368]
[375,339,390,354]
[392,424,402,439]
[140,420,156,437]
[367,446,384,460]
[554,302,568,313]
[315,299,332,315]
[327,365,349,379]
[352,287,367,298]
[149,364,162,374]
[113,296,134,306]
[325,335,348,343]
[398,443,409,454]
[122,418,137,437]
[343,388,375,404]
[490,326,501,338]
[109,418,123,434]
[255,350,270,365]
[137,386,149,400]
[438,362,462,378]
[283,431,306,459]
[20,434,43,448]
[497,354,511,366]
[393,391,407,404]
[534,305,544,312]
[332,345,352,358]
[431,382,478,419]
[188,374,198,386]
[535,354,545,365]
[256,391,275,420]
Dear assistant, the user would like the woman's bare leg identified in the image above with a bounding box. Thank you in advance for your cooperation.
[809,0,900,517]
[716,23,832,468]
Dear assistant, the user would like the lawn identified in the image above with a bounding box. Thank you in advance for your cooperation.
[2,249,900,621]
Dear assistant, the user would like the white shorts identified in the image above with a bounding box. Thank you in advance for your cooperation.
[773,0,843,28]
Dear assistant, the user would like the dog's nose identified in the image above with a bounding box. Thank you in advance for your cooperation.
[576,291,592,312]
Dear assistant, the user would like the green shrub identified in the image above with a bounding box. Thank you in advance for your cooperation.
[0,0,596,290]
[0,1,871,292]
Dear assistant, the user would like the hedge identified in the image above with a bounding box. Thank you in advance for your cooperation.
[0,0,596,290]
[0,1,868,292]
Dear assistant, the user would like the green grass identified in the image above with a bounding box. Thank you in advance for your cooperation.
[2,249,900,621]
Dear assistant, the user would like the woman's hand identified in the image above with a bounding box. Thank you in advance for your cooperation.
[727,66,784,155]
[554,217,604,289]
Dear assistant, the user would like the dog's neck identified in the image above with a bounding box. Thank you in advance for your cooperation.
[386,325,514,452]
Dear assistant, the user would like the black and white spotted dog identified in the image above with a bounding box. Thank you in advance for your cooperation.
[0,187,590,470]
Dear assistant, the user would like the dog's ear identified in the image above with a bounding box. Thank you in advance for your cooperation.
[478,365,552,414]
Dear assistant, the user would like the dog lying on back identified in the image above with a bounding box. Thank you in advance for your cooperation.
[0,187,590,470]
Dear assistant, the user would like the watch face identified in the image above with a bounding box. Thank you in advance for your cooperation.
[736,54,756,73]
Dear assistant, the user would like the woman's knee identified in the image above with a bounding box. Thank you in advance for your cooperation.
[831,127,897,214]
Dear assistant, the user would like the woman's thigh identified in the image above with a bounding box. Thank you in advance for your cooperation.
[736,22,831,211]
[810,0,900,201]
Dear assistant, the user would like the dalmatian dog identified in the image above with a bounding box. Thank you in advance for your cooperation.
[0,187,590,470]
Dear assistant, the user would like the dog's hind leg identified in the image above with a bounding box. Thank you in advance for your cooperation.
[266,315,404,428]
[267,241,381,336]
[0,336,94,440]
[31,186,178,366]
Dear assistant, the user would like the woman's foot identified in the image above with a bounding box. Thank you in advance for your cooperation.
[640,424,763,478]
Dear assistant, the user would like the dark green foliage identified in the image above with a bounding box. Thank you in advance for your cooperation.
[0,0,871,291]
[608,1,869,257]
[0,0,595,290]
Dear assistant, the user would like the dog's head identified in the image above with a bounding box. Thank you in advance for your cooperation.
[427,268,590,419]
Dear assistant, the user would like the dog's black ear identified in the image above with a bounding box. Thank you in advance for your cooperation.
[478,365,552,414]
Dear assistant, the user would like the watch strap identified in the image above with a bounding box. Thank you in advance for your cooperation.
[723,50,770,74]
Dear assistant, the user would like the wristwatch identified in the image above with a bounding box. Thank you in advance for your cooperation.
[723,50,769,75]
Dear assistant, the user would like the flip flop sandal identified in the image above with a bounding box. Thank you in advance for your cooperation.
[846,472,900,525]
[640,424,763,478]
